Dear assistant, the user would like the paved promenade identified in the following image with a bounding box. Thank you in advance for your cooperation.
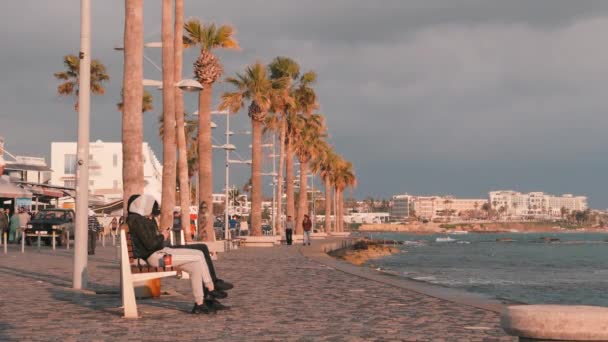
[0,239,514,341]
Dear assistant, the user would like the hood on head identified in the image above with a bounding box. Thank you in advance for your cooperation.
[129,194,157,216]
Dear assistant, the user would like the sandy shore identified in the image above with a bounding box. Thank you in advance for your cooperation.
[329,239,401,265]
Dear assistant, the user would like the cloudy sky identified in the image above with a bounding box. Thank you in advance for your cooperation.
[2,0,608,207]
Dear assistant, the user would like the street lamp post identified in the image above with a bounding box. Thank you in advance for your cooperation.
[73,0,91,290]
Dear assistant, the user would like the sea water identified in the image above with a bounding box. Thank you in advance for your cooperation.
[363,232,608,306]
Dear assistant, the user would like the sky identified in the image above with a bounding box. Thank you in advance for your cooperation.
[2,0,608,207]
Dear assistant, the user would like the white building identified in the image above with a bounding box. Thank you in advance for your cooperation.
[390,194,410,221]
[489,190,587,219]
[391,193,487,220]
[51,141,163,202]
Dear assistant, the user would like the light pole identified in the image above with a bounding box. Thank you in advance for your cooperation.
[73,0,91,290]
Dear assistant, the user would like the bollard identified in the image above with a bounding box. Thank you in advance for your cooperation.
[21,231,25,254]
[170,231,175,246]
[3,232,6,254]
[66,231,70,250]
[180,230,185,246]
[52,231,56,251]
[37,235,41,252]
[112,232,116,246]
[102,233,105,247]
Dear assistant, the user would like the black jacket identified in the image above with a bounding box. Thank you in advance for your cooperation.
[127,213,164,260]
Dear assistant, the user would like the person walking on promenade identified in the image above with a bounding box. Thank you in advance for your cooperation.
[285,215,294,245]
[17,207,30,242]
[127,194,223,314]
[0,208,9,240]
[172,210,182,243]
[88,210,101,255]
[303,214,312,246]
[110,217,118,237]
[9,210,19,243]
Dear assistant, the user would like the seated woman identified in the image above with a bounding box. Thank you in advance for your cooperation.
[126,194,228,314]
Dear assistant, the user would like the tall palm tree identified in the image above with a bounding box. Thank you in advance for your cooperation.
[120,0,144,214]
[310,142,337,232]
[332,158,356,232]
[292,114,325,235]
[174,0,192,240]
[268,56,299,234]
[220,62,287,236]
[184,18,239,241]
[54,54,110,111]
[159,0,177,231]
[293,71,318,233]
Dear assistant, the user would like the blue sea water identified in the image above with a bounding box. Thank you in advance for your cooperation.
[360,232,608,306]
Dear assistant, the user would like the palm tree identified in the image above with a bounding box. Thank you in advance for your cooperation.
[159,0,177,231]
[184,18,239,241]
[173,0,192,240]
[268,56,299,234]
[332,158,356,232]
[309,141,337,232]
[292,114,325,234]
[120,0,144,214]
[293,71,318,233]
[54,54,110,111]
[220,62,286,236]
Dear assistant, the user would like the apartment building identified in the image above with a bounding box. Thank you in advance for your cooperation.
[489,190,587,219]
[391,193,487,220]
[51,141,163,202]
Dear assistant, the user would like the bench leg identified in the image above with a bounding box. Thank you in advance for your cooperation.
[122,277,138,318]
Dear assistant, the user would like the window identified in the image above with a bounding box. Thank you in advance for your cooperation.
[113,154,118,167]
[64,179,76,188]
[113,180,118,189]
[64,154,76,174]
[89,180,94,186]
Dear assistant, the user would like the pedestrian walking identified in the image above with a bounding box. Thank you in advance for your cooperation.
[172,210,182,244]
[110,217,118,236]
[9,210,19,243]
[88,210,101,255]
[17,207,30,242]
[303,214,312,246]
[0,208,9,240]
[285,215,294,245]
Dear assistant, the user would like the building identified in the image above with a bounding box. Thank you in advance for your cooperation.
[391,193,487,220]
[489,190,587,219]
[51,141,163,202]
[390,194,410,221]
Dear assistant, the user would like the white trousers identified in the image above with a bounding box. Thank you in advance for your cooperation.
[147,247,212,303]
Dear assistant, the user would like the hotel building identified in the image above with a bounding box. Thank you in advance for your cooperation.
[489,190,587,219]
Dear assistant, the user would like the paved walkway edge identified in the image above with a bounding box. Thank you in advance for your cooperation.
[299,238,507,314]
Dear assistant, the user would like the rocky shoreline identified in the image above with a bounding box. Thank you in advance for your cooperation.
[359,222,607,234]
[329,239,401,266]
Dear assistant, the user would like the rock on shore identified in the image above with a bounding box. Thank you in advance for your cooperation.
[329,239,400,266]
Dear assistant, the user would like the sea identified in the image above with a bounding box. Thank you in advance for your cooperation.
[358,231,608,306]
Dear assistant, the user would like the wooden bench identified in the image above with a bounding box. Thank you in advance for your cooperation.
[120,224,184,318]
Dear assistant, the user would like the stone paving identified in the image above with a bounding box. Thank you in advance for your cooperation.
[0,240,514,341]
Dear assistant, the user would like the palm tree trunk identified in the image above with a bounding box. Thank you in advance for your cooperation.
[340,189,345,232]
[285,144,295,222]
[296,160,308,235]
[160,0,176,231]
[276,119,286,234]
[324,177,331,232]
[197,86,214,241]
[174,0,191,241]
[122,0,144,214]
[334,187,339,232]
[250,118,263,236]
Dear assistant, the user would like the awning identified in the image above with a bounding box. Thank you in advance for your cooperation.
[0,176,32,198]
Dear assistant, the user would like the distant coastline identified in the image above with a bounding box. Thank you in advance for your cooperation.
[358,222,608,234]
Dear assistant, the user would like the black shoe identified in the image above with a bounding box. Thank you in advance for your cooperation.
[215,279,234,291]
[208,289,228,299]
[205,297,230,311]
[191,302,215,314]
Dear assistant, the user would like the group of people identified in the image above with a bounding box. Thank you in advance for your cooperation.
[126,194,234,314]
[0,207,32,243]
[284,214,313,246]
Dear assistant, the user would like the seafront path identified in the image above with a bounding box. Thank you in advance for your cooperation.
[0,238,514,341]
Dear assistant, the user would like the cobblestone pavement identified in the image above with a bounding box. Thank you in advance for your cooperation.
[0,240,514,341]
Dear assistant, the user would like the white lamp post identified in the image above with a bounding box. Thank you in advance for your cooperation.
[73,0,91,290]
